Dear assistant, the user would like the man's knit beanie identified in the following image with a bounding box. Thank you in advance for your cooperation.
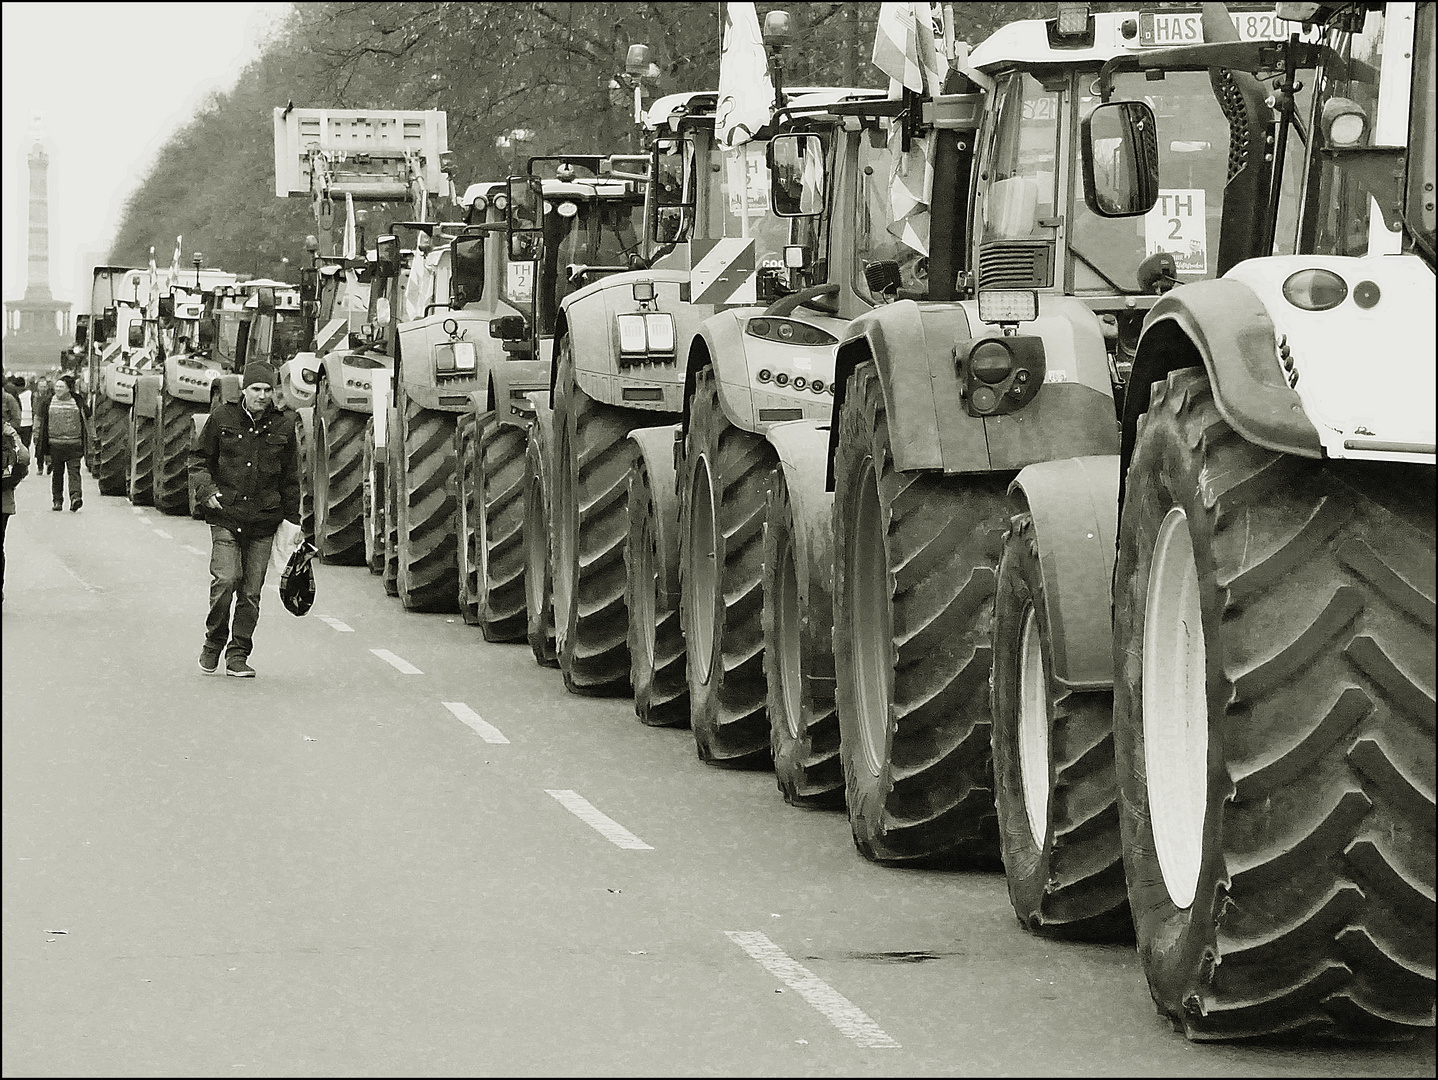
[242,362,277,388]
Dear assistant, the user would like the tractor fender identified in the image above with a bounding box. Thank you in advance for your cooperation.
[103,364,137,405]
[627,424,682,610]
[693,308,841,437]
[287,350,322,405]
[827,298,1118,488]
[1007,455,1119,691]
[211,373,241,407]
[556,269,700,413]
[1124,278,1321,482]
[489,360,550,428]
[133,373,162,419]
[276,356,316,411]
[763,419,836,637]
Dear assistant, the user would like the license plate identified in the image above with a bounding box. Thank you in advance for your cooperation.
[1139,9,1309,47]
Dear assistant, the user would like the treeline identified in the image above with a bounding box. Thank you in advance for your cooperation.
[108,2,1057,277]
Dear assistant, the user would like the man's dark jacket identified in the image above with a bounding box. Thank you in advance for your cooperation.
[188,401,299,535]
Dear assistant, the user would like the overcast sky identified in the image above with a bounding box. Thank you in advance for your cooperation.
[2,1,291,310]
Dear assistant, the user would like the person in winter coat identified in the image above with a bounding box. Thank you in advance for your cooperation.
[36,373,89,512]
[15,377,34,450]
[187,362,300,677]
[2,419,30,604]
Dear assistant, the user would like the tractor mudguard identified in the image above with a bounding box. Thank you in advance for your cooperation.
[320,351,386,415]
[490,360,549,428]
[212,373,241,407]
[133,374,162,420]
[697,308,841,436]
[827,299,1118,487]
[164,356,218,405]
[1125,278,1322,478]
[764,419,836,622]
[557,270,703,413]
[627,424,682,610]
[1008,456,1119,690]
[103,365,137,405]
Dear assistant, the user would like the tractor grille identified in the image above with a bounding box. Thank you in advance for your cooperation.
[977,242,1053,290]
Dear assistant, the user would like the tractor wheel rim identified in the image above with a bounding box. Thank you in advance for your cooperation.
[634,505,657,673]
[1018,605,1051,851]
[776,533,804,741]
[553,425,576,652]
[1143,506,1208,911]
[852,458,892,779]
[689,456,719,685]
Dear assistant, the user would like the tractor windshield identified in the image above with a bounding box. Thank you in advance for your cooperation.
[706,140,791,273]
[535,194,646,334]
[270,312,307,363]
[1307,3,1436,262]
[1072,70,1234,290]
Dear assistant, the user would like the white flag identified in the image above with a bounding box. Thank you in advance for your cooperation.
[342,192,357,261]
[717,2,775,149]
[147,247,160,318]
[171,235,182,284]
[872,2,947,96]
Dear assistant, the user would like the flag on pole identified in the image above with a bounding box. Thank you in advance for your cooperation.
[170,235,182,285]
[872,2,947,96]
[716,2,775,149]
[342,192,357,261]
[147,247,160,318]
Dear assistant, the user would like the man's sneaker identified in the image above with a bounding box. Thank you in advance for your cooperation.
[70,499,82,512]
[198,644,222,674]
[226,658,256,678]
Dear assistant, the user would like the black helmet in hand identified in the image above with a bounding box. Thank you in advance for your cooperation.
[280,540,318,616]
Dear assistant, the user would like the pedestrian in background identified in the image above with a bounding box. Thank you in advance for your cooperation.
[16,377,34,450]
[2,378,19,433]
[32,376,53,473]
[188,361,299,678]
[2,419,30,605]
[36,374,88,512]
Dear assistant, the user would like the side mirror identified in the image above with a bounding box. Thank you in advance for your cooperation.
[300,266,320,305]
[507,175,544,260]
[451,233,486,309]
[769,133,826,217]
[128,321,145,348]
[489,315,527,340]
[74,314,89,346]
[375,235,401,281]
[1081,101,1160,218]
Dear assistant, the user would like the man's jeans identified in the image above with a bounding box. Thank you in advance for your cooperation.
[49,444,82,506]
[206,525,272,661]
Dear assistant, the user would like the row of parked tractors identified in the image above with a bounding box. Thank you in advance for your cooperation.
[82,3,1433,1043]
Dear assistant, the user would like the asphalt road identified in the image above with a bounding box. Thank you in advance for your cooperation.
[3,472,1433,1077]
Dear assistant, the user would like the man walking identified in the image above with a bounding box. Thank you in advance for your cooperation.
[36,374,88,512]
[188,362,299,678]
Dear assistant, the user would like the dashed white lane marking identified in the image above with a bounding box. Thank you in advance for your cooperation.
[724,931,900,1049]
[183,544,206,556]
[316,615,354,632]
[130,507,147,516]
[60,563,100,593]
[442,702,509,744]
[544,790,652,850]
[152,528,173,540]
[370,648,422,674]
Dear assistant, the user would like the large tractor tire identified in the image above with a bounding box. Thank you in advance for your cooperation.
[189,414,207,518]
[293,407,315,541]
[626,432,688,727]
[832,363,1008,866]
[92,394,130,496]
[128,410,156,507]
[1113,367,1435,1041]
[551,336,640,695]
[313,390,366,565]
[152,391,202,515]
[680,368,776,766]
[991,510,1130,940]
[362,421,386,576]
[764,463,843,808]
[455,411,483,625]
[524,397,558,667]
[475,412,529,642]
[395,394,458,613]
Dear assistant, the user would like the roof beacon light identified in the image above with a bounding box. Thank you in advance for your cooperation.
[1056,3,1090,37]
[978,289,1039,325]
